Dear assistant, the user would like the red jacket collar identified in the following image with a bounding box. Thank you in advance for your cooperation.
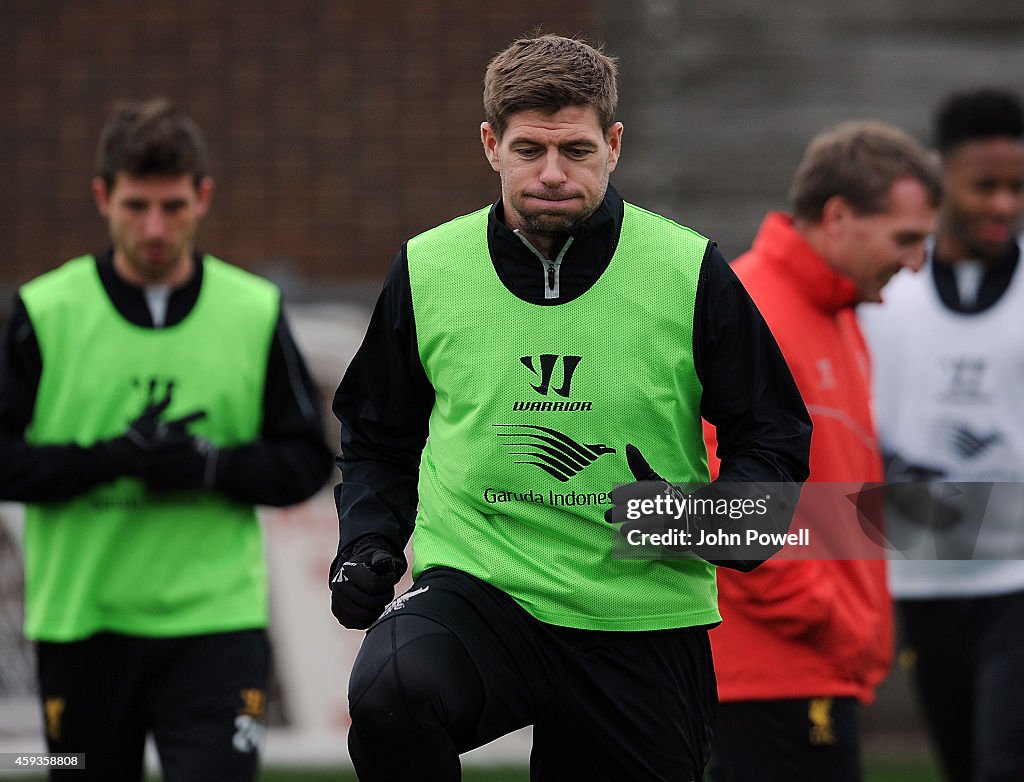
[751,212,860,313]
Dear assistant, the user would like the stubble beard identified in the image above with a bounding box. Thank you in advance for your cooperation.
[521,209,585,237]
[510,187,604,239]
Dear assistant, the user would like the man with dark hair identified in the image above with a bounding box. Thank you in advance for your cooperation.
[328,34,810,781]
[706,121,940,782]
[862,88,1024,782]
[94,97,209,189]
[0,98,334,781]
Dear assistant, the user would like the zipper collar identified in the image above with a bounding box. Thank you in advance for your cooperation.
[513,231,574,300]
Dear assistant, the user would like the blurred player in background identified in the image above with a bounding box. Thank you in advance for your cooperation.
[706,121,940,782]
[861,88,1024,782]
[328,33,810,782]
[0,98,333,781]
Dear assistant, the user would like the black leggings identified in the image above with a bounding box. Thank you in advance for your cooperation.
[345,567,716,782]
[348,615,485,780]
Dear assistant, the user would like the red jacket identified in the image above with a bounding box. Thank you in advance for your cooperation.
[706,213,892,704]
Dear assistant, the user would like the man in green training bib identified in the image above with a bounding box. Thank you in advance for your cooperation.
[0,99,333,781]
[329,34,810,781]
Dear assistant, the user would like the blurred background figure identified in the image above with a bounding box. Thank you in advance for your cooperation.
[705,121,940,782]
[861,88,1024,782]
[0,98,333,781]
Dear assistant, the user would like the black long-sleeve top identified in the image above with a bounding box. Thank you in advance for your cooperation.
[332,185,811,558]
[0,251,334,506]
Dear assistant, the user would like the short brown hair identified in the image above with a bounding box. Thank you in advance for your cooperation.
[95,97,207,189]
[483,34,618,139]
[789,121,941,221]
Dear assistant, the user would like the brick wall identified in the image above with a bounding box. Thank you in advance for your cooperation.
[0,2,604,296]
[5,2,1023,299]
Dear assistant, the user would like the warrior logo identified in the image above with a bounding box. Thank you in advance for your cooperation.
[494,423,614,481]
[521,354,581,397]
[940,356,987,402]
[942,424,1003,460]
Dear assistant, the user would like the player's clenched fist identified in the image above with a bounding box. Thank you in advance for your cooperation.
[330,536,406,630]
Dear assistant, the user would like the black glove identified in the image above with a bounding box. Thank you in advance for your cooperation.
[105,382,216,490]
[604,445,692,550]
[605,445,787,572]
[138,432,218,491]
[330,536,407,630]
[883,453,960,530]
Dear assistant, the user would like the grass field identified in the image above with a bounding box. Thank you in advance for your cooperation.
[0,760,942,781]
